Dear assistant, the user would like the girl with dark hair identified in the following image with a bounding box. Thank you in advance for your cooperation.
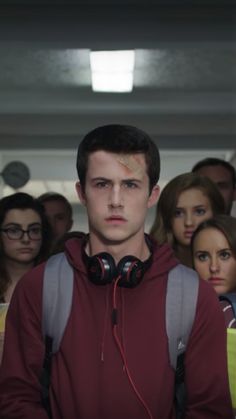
[0,192,51,302]
[191,215,236,414]
[192,214,236,318]
[0,192,52,362]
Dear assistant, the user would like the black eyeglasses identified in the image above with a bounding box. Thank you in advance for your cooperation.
[0,226,42,240]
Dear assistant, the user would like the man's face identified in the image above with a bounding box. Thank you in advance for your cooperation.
[195,165,236,214]
[76,151,159,249]
[42,200,73,241]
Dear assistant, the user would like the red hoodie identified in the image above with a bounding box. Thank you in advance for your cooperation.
[0,238,233,419]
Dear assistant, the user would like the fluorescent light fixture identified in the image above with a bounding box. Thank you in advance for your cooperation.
[90,50,135,92]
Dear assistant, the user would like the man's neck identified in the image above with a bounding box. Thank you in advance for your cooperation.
[86,233,150,264]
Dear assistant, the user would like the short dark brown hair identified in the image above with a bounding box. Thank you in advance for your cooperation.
[38,192,72,218]
[192,158,236,187]
[76,124,160,194]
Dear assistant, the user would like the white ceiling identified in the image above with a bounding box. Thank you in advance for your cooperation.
[0,0,235,207]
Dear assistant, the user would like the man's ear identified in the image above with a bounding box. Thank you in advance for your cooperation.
[75,181,86,206]
[147,185,160,209]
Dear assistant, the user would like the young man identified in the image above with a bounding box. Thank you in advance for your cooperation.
[0,125,233,418]
[192,157,236,215]
[38,192,73,246]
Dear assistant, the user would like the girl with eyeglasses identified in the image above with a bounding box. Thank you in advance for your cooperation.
[0,192,52,362]
[0,192,52,303]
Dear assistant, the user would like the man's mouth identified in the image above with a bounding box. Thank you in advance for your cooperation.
[105,216,126,222]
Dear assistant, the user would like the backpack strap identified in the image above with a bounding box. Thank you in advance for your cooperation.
[41,252,74,417]
[42,252,74,353]
[219,293,236,318]
[166,263,199,369]
[166,264,199,419]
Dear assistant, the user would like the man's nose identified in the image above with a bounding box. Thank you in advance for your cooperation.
[109,185,123,207]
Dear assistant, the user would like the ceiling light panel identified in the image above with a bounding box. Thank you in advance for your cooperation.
[90,50,135,92]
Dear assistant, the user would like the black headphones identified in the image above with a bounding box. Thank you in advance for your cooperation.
[83,242,152,288]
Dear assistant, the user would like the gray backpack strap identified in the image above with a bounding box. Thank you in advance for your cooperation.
[166,264,199,370]
[42,252,74,353]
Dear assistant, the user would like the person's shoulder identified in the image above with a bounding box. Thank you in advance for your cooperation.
[198,276,218,296]
[220,298,236,328]
[14,260,46,297]
[196,277,223,317]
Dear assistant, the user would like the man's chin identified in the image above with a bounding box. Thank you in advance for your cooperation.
[96,229,136,246]
[99,234,128,246]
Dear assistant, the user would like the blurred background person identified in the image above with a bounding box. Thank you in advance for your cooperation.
[38,192,73,248]
[50,230,86,255]
[192,157,236,215]
[191,214,236,414]
[0,192,51,303]
[150,172,225,268]
[0,192,52,362]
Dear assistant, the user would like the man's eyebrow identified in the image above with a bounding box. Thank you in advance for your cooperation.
[122,178,142,182]
[90,177,142,182]
[90,177,110,181]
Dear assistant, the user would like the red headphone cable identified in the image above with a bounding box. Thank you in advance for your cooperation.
[112,277,154,419]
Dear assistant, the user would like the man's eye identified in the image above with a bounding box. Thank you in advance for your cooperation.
[218,183,230,191]
[56,215,66,221]
[96,182,108,188]
[125,182,138,188]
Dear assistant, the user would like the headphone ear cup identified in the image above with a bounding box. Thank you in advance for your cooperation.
[87,252,117,285]
[117,256,145,288]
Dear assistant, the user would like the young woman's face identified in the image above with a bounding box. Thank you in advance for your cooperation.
[193,227,236,295]
[0,209,43,265]
[171,188,214,247]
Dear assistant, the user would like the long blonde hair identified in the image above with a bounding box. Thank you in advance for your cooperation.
[150,172,225,247]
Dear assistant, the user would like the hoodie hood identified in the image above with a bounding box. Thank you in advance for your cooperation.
[148,239,179,279]
[64,234,179,285]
